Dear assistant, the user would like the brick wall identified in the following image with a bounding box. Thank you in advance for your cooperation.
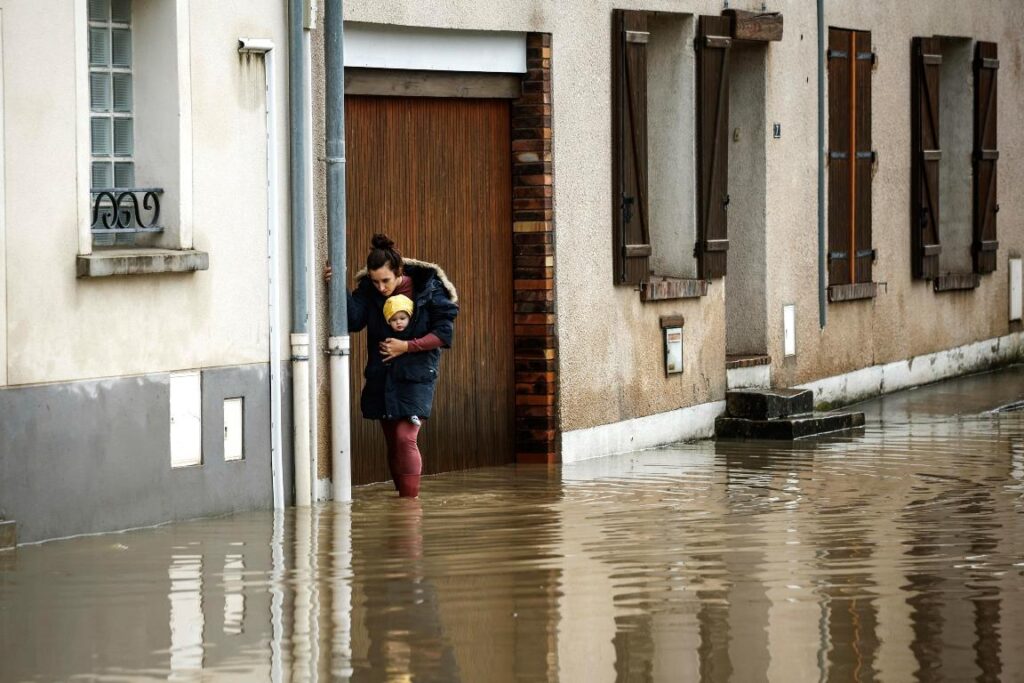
[512,33,559,464]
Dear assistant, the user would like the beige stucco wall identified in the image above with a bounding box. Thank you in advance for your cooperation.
[0,0,290,386]
[766,0,1024,389]
[329,0,1024,438]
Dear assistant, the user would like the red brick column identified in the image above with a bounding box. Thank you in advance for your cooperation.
[511,33,558,464]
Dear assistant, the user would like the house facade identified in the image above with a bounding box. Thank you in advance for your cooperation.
[1,0,1023,543]
[324,0,1024,480]
[0,0,292,543]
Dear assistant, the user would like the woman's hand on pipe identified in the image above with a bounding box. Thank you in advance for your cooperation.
[380,338,409,362]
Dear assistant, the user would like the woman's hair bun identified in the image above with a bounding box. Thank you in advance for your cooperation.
[371,233,395,251]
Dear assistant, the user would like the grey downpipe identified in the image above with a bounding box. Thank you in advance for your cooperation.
[817,0,827,328]
[289,0,312,506]
[325,0,353,502]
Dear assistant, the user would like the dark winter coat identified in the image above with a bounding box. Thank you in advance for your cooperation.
[347,259,459,420]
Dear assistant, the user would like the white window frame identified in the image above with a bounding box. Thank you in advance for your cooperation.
[75,0,194,255]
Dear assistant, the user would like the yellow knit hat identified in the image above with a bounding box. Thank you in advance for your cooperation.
[383,294,414,322]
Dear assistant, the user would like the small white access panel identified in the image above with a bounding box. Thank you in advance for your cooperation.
[1010,257,1022,321]
[664,327,683,374]
[224,398,244,462]
[170,371,202,468]
[783,304,797,357]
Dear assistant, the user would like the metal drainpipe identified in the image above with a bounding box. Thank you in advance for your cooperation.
[817,0,828,328]
[237,38,285,510]
[289,0,312,507]
[325,0,352,502]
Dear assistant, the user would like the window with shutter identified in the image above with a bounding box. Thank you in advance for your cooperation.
[696,15,732,280]
[611,9,651,286]
[973,41,998,274]
[827,28,875,295]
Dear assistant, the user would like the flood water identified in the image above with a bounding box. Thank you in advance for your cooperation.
[2,368,1024,682]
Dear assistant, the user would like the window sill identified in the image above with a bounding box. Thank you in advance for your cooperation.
[933,273,980,292]
[640,276,708,302]
[828,282,879,302]
[76,248,209,279]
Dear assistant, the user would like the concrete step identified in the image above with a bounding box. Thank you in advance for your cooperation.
[725,388,813,420]
[715,411,866,440]
[0,520,16,550]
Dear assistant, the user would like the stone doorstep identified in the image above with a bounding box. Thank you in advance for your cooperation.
[0,520,16,550]
[715,411,866,440]
[726,387,814,420]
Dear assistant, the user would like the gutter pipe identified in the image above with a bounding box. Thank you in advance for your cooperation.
[289,0,312,507]
[237,37,285,511]
[817,0,827,329]
[325,0,353,502]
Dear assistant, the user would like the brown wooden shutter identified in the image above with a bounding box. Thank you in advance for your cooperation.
[852,30,874,284]
[611,9,651,285]
[827,28,852,286]
[911,36,942,280]
[973,40,998,274]
[828,28,874,286]
[696,15,732,279]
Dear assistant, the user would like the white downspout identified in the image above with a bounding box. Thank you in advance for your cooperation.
[293,332,312,506]
[238,37,285,511]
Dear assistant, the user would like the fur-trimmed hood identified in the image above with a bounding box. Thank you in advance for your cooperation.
[354,257,459,304]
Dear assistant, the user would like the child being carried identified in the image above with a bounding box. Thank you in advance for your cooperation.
[383,294,422,426]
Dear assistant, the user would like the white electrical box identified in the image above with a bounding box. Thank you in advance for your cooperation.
[783,304,797,357]
[170,371,202,468]
[664,326,683,374]
[1010,258,1022,322]
[224,398,244,462]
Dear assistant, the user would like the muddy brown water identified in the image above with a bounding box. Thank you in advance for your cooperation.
[2,368,1024,682]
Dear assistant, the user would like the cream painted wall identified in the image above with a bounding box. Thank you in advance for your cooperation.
[0,7,6,387]
[767,0,1024,390]
[338,0,1024,432]
[340,0,737,435]
[0,0,289,386]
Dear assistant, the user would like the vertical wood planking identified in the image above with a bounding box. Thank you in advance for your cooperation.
[696,15,732,280]
[911,36,942,280]
[346,96,515,485]
[827,28,852,287]
[853,30,873,285]
[973,41,999,274]
[611,10,651,285]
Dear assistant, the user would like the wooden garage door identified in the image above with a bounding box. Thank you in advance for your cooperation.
[345,95,515,485]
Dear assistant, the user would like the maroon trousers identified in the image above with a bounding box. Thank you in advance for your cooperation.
[380,419,423,497]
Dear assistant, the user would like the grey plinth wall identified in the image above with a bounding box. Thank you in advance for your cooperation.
[0,363,292,544]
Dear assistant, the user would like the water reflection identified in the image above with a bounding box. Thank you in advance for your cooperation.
[1,368,1023,681]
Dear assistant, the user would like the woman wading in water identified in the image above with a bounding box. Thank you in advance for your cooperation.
[347,234,459,497]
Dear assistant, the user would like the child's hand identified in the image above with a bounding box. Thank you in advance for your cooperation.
[380,338,409,362]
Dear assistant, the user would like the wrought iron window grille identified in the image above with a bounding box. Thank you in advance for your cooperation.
[90,187,163,247]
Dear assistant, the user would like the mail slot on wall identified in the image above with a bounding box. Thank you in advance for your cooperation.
[661,315,684,375]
